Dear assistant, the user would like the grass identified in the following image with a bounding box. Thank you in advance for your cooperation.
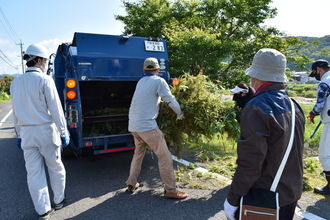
[0,100,10,102]
[0,92,10,102]
[0,97,10,102]
[174,102,330,204]
[286,84,318,98]
[299,104,323,147]
[221,84,318,98]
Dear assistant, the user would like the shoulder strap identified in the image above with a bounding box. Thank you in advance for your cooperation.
[270,98,295,192]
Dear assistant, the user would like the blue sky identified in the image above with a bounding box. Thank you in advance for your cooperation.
[0,0,329,75]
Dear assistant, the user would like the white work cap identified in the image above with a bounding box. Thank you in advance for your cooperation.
[230,86,249,94]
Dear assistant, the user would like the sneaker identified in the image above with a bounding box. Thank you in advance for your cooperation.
[126,183,140,193]
[314,185,330,195]
[39,208,54,220]
[53,198,66,210]
[164,190,188,200]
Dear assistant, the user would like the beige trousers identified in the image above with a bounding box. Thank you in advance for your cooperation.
[126,128,177,193]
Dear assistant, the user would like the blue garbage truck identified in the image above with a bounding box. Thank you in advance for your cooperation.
[52,32,172,158]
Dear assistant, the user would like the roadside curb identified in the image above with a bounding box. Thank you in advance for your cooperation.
[172,155,231,185]
[172,155,326,220]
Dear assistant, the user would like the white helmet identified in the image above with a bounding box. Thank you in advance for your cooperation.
[24,44,48,59]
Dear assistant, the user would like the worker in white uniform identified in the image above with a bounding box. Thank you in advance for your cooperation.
[308,60,330,195]
[10,44,70,220]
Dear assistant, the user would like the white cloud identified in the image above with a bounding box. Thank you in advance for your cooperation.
[0,38,11,46]
[0,38,69,75]
[38,38,69,57]
[0,38,21,74]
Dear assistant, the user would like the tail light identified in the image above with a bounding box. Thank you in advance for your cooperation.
[66,90,77,99]
[66,79,77,100]
[66,79,76,88]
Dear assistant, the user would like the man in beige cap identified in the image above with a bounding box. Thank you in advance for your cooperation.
[125,57,187,199]
[224,49,305,219]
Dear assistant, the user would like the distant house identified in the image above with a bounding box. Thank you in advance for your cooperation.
[290,72,318,84]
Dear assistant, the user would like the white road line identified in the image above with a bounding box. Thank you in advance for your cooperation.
[172,155,326,220]
[295,207,326,220]
[0,109,12,127]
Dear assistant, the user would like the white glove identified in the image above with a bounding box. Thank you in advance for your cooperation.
[176,112,184,120]
[224,199,238,220]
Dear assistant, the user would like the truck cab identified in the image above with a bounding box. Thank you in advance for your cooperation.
[53,32,171,158]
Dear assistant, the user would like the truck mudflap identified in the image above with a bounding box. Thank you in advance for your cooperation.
[83,134,135,155]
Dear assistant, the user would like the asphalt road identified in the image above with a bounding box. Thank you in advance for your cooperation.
[0,101,329,220]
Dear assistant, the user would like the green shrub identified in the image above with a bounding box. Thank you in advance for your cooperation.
[0,92,10,101]
[287,91,297,97]
[159,73,239,157]
[303,84,318,91]
[285,84,317,98]
[304,91,316,98]
[295,88,305,94]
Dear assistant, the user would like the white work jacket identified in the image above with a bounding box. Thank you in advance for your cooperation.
[320,71,330,124]
[129,74,181,132]
[10,67,68,138]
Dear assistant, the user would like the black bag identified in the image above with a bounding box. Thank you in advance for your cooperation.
[239,188,279,220]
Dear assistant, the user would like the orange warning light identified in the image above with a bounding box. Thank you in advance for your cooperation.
[66,79,76,89]
[66,90,77,99]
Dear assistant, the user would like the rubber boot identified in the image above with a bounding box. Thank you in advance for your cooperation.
[314,171,330,195]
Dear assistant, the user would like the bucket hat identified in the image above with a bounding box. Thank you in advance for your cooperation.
[246,48,287,82]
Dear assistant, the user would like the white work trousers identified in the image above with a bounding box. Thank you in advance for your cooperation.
[21,123,66,215]
[319,123,330,171]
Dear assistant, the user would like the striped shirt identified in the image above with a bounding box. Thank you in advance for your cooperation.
[310,82,330,116]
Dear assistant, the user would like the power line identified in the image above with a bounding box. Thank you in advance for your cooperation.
[0,54,19,72]
[0,49,18,67]
[0,43,23,73]
[0,7,23,73]
[0,55,19,70]
[0,7,20,43]
[0,19,17,44]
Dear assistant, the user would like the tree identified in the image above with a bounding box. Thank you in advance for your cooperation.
[116,0,316,87]
[3,75,14,94]
[0,80,5,93]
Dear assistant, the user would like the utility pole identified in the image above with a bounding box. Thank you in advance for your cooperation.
[16,40,24,73]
